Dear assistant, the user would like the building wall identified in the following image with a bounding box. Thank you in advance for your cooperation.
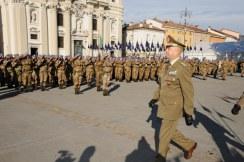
[209,36,225,43]
[0,0,124,57]
[193,32,209,48]
[127,29,164,46]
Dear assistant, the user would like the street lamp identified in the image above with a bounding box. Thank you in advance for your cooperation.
[180,8,192,59]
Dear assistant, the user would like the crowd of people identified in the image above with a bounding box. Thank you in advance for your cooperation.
[0,54,243,96]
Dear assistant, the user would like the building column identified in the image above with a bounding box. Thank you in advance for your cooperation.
[47,3,58,55]
[8,3,18,54]
[117,18,122,44]
[87,12,93,56]
[40,4,48,55]
[64,9,71,56]
[16,2,28,54]
[97,13,103,48]
[0,4,10,55]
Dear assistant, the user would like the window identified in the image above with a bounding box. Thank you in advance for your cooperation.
[58,36,64,48]
[57,13,63,26]
[92,16,97,31]
[92,39,97,48]
[30,34,38,40]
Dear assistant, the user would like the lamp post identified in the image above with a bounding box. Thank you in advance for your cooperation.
[180,8,192,59]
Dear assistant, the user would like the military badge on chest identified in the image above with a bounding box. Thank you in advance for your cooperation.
[164,69,177,85]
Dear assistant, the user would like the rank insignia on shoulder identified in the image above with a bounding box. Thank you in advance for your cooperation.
[169,70,177,75]
[180,62,186,67]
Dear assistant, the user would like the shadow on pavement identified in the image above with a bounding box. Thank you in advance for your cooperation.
[0,88,20,100]
[146,103,161,153]
[55,146,96,162]
[195,105,244,162]
[109,84,120,94]
[80,82,96,93]
[125,136,156,162]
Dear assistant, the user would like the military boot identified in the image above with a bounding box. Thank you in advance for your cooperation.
[97,86,102,92]
[75,88,79,95]
[41,83,45,91]
[103,89,109,96]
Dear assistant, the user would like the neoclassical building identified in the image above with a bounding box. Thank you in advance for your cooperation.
[0,0,123,56]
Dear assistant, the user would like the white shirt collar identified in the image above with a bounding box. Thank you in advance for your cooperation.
[170,57,180,65]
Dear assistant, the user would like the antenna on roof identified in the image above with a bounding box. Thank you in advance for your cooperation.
[180,7,192,26]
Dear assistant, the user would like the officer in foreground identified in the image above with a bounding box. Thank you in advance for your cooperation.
[149,35,197,162]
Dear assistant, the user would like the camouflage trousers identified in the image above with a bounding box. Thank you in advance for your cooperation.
[144,68,150,80]
[73,71,82,89]
[138,67,145,81]
[57,70,67,86]
[22,71,32,87]
[132,67,139,81]
[95,71,103,88]
[86,68,94,84]
[124,68,131,82]
[150,68,157,80]
[39,70,48,87]
[102,72,110,91]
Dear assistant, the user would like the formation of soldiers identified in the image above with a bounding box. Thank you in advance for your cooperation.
[0,54,244,95]
[187,58,244,80]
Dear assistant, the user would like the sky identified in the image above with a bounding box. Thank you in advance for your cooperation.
[123,0,244,34]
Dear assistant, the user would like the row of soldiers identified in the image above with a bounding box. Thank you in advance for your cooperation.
[187,58,244,80]
[0,55,162,95]
[0,55,244,95]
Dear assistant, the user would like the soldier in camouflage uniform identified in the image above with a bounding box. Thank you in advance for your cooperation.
[199,58,208,80]
[123,57,132,82]
[240,62,244,77]
[72,56,84,94]
[231,92,244,115]
[95,55,104,92]
[47,57,57,87]
[0,58,5,87]
[138,58,145,81]
[21,55,33,91]
[131,58,139,82]
[117,58,124,82]
[229,59,236,76]
[65,57,73,86]
[32,56,39,90]
[55,57,67,89]
[37,56,48,91]
[103,56,113,96]
[12,56,22,89]
[114,58,120,81]
[85,57,94,87]
[221,59,229,80]
[144,58,151,81]
[3,55,14,88]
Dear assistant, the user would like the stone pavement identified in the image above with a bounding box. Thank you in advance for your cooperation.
[0,75,243,162]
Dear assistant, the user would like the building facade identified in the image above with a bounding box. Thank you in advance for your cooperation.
[0,0,123,56]
[208,27,239,43]
[123,21,165,56]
